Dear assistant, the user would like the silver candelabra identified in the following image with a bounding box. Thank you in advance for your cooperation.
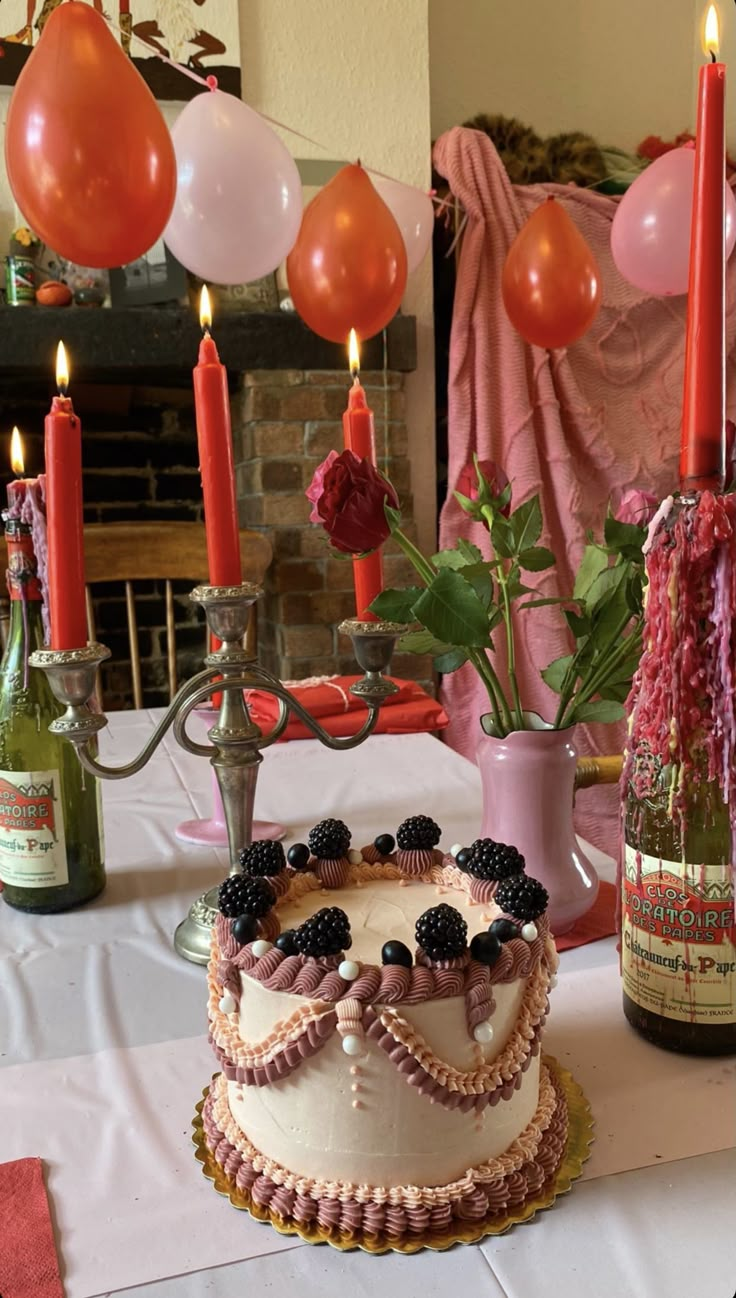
[30,583,406,964]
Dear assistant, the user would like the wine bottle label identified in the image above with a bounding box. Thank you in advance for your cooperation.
[0,769,68,888]
[5,526,42,602]
[622,844,736,1025]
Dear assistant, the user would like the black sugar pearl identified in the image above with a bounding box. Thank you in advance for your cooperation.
[231,913,259,945]
[455,848,472,871]
[374,833,396,855]
[489,917,520,944]
[470,931,502,966]
[381,939,413,968]
[275,929,299,956]
[287,843,311,871]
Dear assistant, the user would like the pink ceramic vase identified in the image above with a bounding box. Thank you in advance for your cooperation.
[477,715,599,936]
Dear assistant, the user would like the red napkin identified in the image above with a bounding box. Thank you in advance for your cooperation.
[245,676,449,741]
[0,1158,64,1298]
[555,879,617,952]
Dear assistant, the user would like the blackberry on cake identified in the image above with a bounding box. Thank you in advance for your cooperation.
[308,818,351,858]
[287,842,311,871]
[415,903,468,960]
[495,874,549,922]
[217,874,276,919]
[295,907,352,957]
[465,838,525,881]
[396,815,441,851]
[239,839,286,877]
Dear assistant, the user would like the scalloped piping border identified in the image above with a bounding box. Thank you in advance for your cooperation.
[203,1063,568,1232]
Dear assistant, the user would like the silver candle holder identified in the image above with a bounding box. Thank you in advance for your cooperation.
[30,584,406,965]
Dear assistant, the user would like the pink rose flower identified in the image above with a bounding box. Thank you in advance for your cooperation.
[615,488,658,527]
[456,459,511,516]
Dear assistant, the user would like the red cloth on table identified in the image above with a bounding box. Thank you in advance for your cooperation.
[245,676,448,741]
[555,880,617,952]
[0,1158,64,1298]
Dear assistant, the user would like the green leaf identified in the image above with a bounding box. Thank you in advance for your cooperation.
[398,629,452,656]
[517,596,567,610]
[586,560,627,613]
[456,561,496,609]
[574,544,609,602]
[518,545,555,572]
[573,699,626,724]
[431,549,470,570]
[453,489,483,520]
[412,568,491,648]
[541,654,575,693]
[434,648,469,673]
[369,587,423,621]
[490,515,515,559]
[508,496,542,553]
[457,538,485,564]
[604,516,647,557]
[565,608,591,639]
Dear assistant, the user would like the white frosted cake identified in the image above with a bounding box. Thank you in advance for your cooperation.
[203,816,566,1245]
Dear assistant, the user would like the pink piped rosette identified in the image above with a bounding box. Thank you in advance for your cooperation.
[314,856,351,888]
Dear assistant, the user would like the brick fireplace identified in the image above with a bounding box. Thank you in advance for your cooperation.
[0,308,429,706]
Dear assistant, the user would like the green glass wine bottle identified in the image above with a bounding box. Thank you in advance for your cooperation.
[621,495,736,1056]
[0,516,105,912]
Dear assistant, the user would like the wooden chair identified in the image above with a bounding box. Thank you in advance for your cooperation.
[83,522,272,709]
[574,754,624,789]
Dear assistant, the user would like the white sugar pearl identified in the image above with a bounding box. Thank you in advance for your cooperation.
[473,1020,494,1044]
[218,992,236,1015]
[252,939,273,957]
[521,922,538,942]
[549,972,558,989]
[341,1033,364,1057]
[449,843,463,859]
[347,849,363,865]
[339,959,360,981]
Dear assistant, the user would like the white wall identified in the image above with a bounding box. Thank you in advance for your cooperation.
[430,0,736,155]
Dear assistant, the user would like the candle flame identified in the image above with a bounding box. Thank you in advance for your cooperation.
[56,340,69,394]
[348,328,360,378]
[199,285,212,331]
[10,426,24,476]
[703,4,719,56]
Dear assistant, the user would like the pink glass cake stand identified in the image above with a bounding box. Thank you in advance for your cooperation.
[176,706,286,846]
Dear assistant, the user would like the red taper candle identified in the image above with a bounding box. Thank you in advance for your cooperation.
[680,5,726,492]
[342,330,383,620]
[45,343,88,649]
[193,287,242,587]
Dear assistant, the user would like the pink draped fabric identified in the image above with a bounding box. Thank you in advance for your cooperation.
[432,126,736,856]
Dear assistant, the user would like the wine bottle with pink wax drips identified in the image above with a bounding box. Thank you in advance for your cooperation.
[621,494,736,1057]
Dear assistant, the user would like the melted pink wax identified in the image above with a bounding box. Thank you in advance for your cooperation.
[3,475,50,644]
[622,492,736,949]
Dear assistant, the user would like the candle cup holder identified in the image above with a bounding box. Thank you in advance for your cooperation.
[30,587,407,965]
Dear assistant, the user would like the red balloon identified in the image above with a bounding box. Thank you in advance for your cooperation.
[287,164,407,343]
[5,2,176,268]
[502,197,601,349]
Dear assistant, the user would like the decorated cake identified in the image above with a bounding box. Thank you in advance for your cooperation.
[202,815,570,1248]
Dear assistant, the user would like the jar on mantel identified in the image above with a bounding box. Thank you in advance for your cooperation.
[621,493,736,1056]
[0,516,105,913]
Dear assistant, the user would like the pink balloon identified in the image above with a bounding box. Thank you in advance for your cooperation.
[611,147,736,296]
[164,90,302,285]
[371,175,434,274]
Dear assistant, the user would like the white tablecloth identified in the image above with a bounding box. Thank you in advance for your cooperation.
[1,712,734,1298]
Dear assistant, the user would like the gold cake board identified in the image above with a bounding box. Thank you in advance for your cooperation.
[192,1053,593,1254]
